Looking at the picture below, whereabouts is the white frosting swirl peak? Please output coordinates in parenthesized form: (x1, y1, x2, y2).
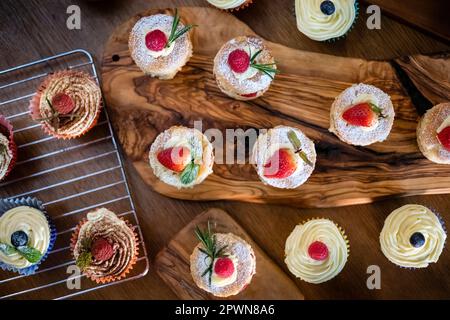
(295, 0, 356, 41)
(380, 204, 447, 268)
(285, 219, 349, 284)
(207, 0, 248, 10)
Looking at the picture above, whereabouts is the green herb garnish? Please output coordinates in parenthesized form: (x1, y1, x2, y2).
(194, 221, 228, 284)
(165, 9, 197, 49)
(249, 47, 279, 80)
(180, 137, 201, 185)
(369, 103, 386, 118)
(75, 238, 93, 271)
(287, 130, 313, 167)
(0, 242, 43, 263)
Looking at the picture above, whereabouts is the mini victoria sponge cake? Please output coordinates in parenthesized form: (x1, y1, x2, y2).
(380, 204, 446, 269)
(149, 126, 214, 189)
(213, 36, 277, 101)
(190, 229, 256, 297)
(329, 83, 395, 146)
(417, 103, 450, 164)
(129, 11, 194, 80)
(285, 218, 349, 284)
(251, 125, 316, 189)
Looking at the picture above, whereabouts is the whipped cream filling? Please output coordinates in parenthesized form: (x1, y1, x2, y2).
(437, 115, 450, 134)
(295, 0, 356, 41)
(0, 206, 50, 268)
(211, 255, 238, 287)
(380, 204, 446, 268)
(207, 0, 247, 9)
(0, 133, 12, 180)
(285, 219, 348, 284)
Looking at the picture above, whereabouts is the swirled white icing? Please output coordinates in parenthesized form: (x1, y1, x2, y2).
(285, 219, 348, 284)
(0, 206, 50, 268)
(295, 0, 356, 41)
(380, 204, 446, 268)
(207, 0, 248, 10)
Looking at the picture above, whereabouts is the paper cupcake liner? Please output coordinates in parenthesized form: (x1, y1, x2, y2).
(326, 1, 359, 43)
(0, 115, 17, 181)
(0, 197, 56, 276)
(207, 0, 254, 12)
(71, 215, 139, 284)
(29, 70, 103, 140)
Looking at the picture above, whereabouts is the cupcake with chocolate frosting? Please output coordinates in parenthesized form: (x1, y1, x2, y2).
(0, 115, 17, 182)
(29, 70, 102, 139)
(71, 208, 139, 283)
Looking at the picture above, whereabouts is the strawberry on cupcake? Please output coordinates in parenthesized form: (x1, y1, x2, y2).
(329, 83, 395, 146)
(213, 36, 278, 101)
(417, 103, 450, 164)
(129, 9, 195, 79)
(252, 125, 316, 189)
(149, 126, 214, 189)
(190, 221, 256, 297)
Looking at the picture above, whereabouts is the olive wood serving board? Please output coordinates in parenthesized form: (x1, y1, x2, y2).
(154, 208, 304, 300)
(101, 7, 450, 208)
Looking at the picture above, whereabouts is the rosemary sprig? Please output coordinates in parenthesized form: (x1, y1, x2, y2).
(249, 48, 279, 80)
(166, 9, 197, 49)
(194, 221, 228, 285)
(287, 130, 313, 167)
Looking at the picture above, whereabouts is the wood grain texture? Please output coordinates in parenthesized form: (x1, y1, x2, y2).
(101, 7, 450, 208)
(365, 0, 450, 41)
(155, 208, 304, 300)
(1, 0, 450, 300)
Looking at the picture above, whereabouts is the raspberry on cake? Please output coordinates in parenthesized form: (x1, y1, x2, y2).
(149, 126, 214, 189)
(129, 9, 195, 79)
(213, 36, 278, 101)
(417, 103, 450, 164)
(190, 222, 256, 297)
(329, 83, 395, 146)
(252, 125, 316, 189)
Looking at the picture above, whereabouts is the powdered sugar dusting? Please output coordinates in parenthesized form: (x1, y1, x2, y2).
(190, 233, 256, 297)
(213, 36, 276, 95)
(129, 14, 192, 77)
(329, 83, 395, 146)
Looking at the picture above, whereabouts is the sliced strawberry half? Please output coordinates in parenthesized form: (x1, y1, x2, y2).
(263, 148, 296, 179)
(157, 146, 191, 172)
(145, 30, 167, 51)
(342, 103, 377, 127)
(437, 126, 450, 151)
(228, 49, 250, 73)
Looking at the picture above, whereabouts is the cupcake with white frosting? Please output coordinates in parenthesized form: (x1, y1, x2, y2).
(380, 204, 447, 269)
(190, 222, 256, 297)
(71, 208, 139, 284)
(295, 0, 359, 42)
(285, 218, 349, 284)
(149, 126, 214, 189)
(206, 0, 254, 11)
(0, 115, 17, 182)
(129, 9, 195, 79)
(29, 70, 102, 139)
(252, 125, 316, 189)
(417, 103, 450, 164)
(0, 197, 56, 276)
(213, 36, 278, 101)
(329, 83, 395, 146)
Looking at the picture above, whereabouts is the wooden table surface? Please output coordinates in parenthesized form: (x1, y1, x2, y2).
(1, 0, 449, 300)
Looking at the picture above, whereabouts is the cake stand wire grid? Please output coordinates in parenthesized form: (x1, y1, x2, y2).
(0, 49, 149, 300)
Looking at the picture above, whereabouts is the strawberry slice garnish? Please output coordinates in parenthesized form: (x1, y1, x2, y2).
(228, 49, 250, 73)
(145, 30, 168, 51)
(157, 146, 191, 172)
(263, 148, 296, 179)
(342, 102, 383, 127)
(437, 126, 450, 151)
(51, 93, 75, 115)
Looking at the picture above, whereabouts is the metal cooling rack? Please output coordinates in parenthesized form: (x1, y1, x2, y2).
(0, 49, 149, 299)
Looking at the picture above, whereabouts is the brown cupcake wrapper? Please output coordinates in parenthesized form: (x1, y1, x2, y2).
(71, 215, 140, 284)
(0, 115, 18, 181)
(29, 70, 103, 140)
(207, 0, 254, 12)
